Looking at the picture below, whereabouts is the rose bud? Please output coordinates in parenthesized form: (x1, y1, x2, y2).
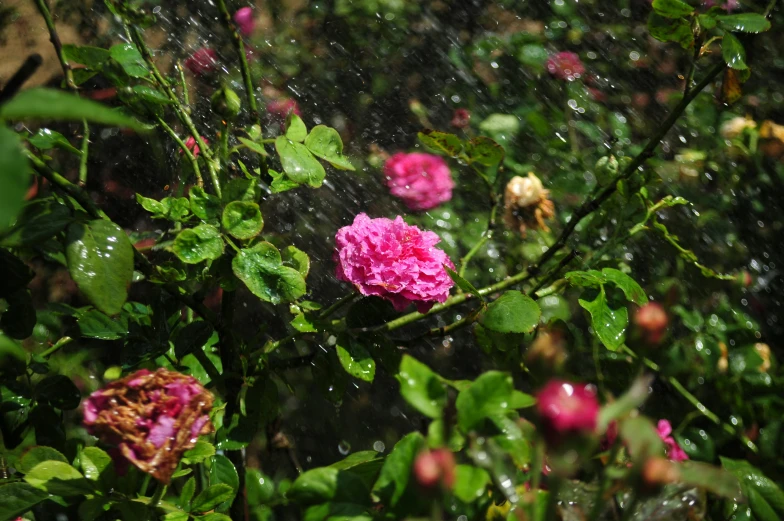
(633, 302, 668, 345)
(184, 48, 219, 77)
(211, 86, 242, 120)
(233, 6, 255, 36)
(182, 136, 209, 158)
(450, 108, 471, 129)
(413, 449, 456, 490)
(546, 51, 585, 82)
(83, 368, 214, 484)
(656, 420, 688, 462)
(536, 380, 599, 443)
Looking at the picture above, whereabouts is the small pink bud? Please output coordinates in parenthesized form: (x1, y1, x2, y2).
(546, 52, 585, 82)
(536, 380, 599, 440)
(233, 7, 255, 36)
(414, 449, 456, 490)
(633, 302, 668, 345)
(182, 136, 209, 158)
(184, 48, 219, 77)
(450, 108, 471, 129)
(656, 420, 689, 462)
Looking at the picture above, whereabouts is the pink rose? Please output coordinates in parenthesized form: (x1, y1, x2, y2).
(184, 48, 219, 76)
(633, 302, 668, 345)
(182, 136, 209, 158)
(334, 213, 455, 313)
(83, 368, 214, 483)
(657, 420, 689, 462)
(383, 153, 454, 211)
(450, 108, 471, 129)
(546, 51, 585, 82)
(536, 380, 599, 437)
(266, 98, 302, 120)
(233, 7, 255, 36)
(414, 449, 456, 490)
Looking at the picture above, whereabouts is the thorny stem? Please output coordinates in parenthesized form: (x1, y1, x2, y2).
(127, 25, 222, 197)
(621, 346, 758, 453)
(78, 120, 90, 186)
(149, 481, 167, 507)
(215, 0, 269, 176)
(40, 336, 73, 359)
(175, 60, 190, 109)
(33, 0, 75, 90)
(155, 115, 204, 187)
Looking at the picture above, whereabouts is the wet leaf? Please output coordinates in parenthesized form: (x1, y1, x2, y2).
(456, 371, 514, 431)
(275, 136, 326, 187)
(189, 187, 221, 222)
(335, 334, 376, 382)
(717, 13, 771, 33)
(0, 127, 30, 232)
(417, 129, 463, 157)
(17, 446, 68, 474)
(721, 67, 744, 105)
(24, 460, 94, 496)
(453, 465, 491, 503)
(36, 375, 81, 410)
(76, 308, 129, 340)
(80, 446, 113, 482)
(285, 113, 308, 142)
(232, 242, 306, 304)
(479, 291, 541, 334)
(0, 289, 35, 339)
(183, 440, 216, 464)
(0, 248, 34, 297)
(0, 88, 146, 130)
(464, 136, 504, 167)
(269, 168, 301, 193)
(191, 484, 234, 513)
(620, 416, 665, 461)
(221, 201, 263, 240)
(372, 432, 425, 507)
(238, 137, 268, 157)
(0, 332, 26, 375)
(601, 268, 648, 306)
(648, 13, 694, 49)
(445, 266, 484, 302)
(28, 128, 81, 155)
(579, 288, 628, 351)
(721, 458, 784, 520)
(304, 125, 355, 170)
(174, 321, 214, 359)
(2, 199, 72, 248)
(281, 245, 310, 278)
(62, 44, 111, 69)
(246, 469, 276, 505)
(172, 224, 224, 264)
(110, 43, 149, 78)
(208, 454, 239, 510)
(66, 220, 134, 316)
(0, 482, 49, 521)
(396, 354, 447, 419)
(289, 467, 370, 505)
(722, 33, 748, 70)
(652, 0, 694, 17)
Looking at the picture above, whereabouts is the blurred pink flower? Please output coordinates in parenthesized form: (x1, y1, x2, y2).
(182, 136, 209, 158)
(384, 153, 454, 211)
(414, 449, 456, 490)
(657, 420, 689, 462)
(233, 7, 255, 36)
(267, 98, 302, 120)
(334, 213, 455, 313)
(703, 0, 738, 11)
(184, 48, 219, 76)
(546, 51, 585, 81)
(450, 108, 471, 129)
(633, 302, 668, 344)
(83, 368, 214, 483)
(536, 380, 599, 436)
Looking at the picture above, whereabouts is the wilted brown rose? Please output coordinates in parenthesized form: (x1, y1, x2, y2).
(503, 173, 555, 237)
(83, 368, 213, 483)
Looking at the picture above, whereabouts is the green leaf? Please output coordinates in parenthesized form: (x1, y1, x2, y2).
(246, 469, 275, 505)
(445, 266, 484, 302)
(396, 355, 447, 419)
(417, 129, 463, 157)
(275, 136, 327, 187)
(0, 127, 30, 231)
(371, 432, 425, 507)
(189, 186, 221, 222)
(479, 291, 541, 334)
(24, 460, 94, 496)
(648, 12, 694, 49)
(191, 484, 235, 513)
(0, 88, 146, 130)
(281, 245, 310, 278)
(172, 224, 224, 264)
(198, 514, 233, 521)
(179, 477, 196, 510)
(0, 332, 26, 375)
(174, 321, 214, 359)
(208, 455, 239, 509)
(601, 268, 648, 306)
(0, 289, 35, 339)
(221, 201, 263, 240)
(110, 43, 149, 77)
(76, 308, 129, 340)
(125, 85, 172, 105)
(335, 334, 376, 383)
(721, 458, 784, 520)
(722, 33, 748, 70)
(17, 446, 68, 474)
(578, 288, 628, 351)
(285, 113, 308, 142)
(232, 242, 307, 304)
(1, 198, 72, 248)
(28, 128, 81, 155)
(675, 461, 741, 499)
(510, 390, 536, 409)
(36, 375, 81, 410)
(0, 247, 34, 296)
(237, 137, 268, 157)
(183, 440, 216, 464)
(304, 125, 355, 170)
(456, 371, 514, 431)
(66, 220, 134, 316)
(652, 0, 694, 17)
(291, 313, 318, 332)
(288, 467, 370, 505)
(0, 482, 49, 521)
(464, 136, 504, 167)
(62, 44, 111, 69)
(717, 13, 771, 33)
(453, 465, 491, 503)
(269, 168, 301, 193)
(619, 417, 665, 461)
(80, 446, 113, 482)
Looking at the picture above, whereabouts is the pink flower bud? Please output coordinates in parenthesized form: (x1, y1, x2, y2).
(536, 380, 599, 439)
(383, 153, 454, 212)
(656, 420, 689, 462)
(633, 302, 668, 345)
(450, 108, 471, 129)
(334, 213, 455, 313)
(184, 48, 219, 77)
(233, 7, 255, 36)
(546, 52, 585, 82)
(83, 368, 214, 483)
(413, 449, 456, 490)
(182, 136, 209, 158)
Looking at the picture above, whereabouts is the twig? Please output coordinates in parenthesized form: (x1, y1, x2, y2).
(40, 336, 73, 359)
(0, 54, 43, 104)
(155, 115, 204, 187)
(33, 0, 75, 90)
(78, 120, 90, 186)
(318, 292, 359, 319)
(459, 193, 498, 278)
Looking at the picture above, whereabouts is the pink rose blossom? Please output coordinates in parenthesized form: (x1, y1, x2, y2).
(334, 213, 455, 313)
(266, 98, 302, 120)
(536, 380, 599, 437)
(184, 48, 219, 76)
(83, 368, 214, 483)
(383, 153, 454, 211)
(657, 420, 689, 462)
(546, 51, 585, 82)
(182, 136, 209, 158)
(414, 449, 456, 490)
(450, 108, 471, 129)
(233, 7, 255, 36)
(633, 302, 668, 345)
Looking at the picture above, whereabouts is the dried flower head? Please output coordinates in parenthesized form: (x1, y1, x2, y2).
(83, 368, 213, 483)
(334, 213, 455, 313)
(184, 48, 219, 77)
(503, 173, 555, 236)
(759, 120, 784, 159)
(536, 380, 599, 439)
(546, 51, 585, 81)
(754, 343, 771, 373)
(383, 152, 454, 211)
(720, 116, 756, 140)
